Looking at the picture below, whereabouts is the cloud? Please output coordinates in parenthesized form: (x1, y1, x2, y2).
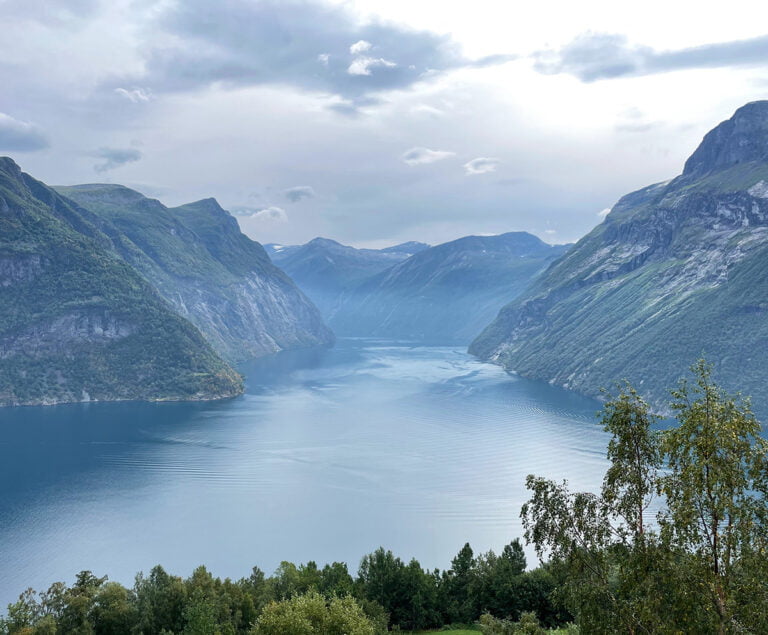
(231, 205, 288, 221)
(464, 157, 501, 175)
(597, 207, 612, 218)
(401, 147, 456, 166)
(350, 40, 372, 55)
(544, 229, 556, 235)
(0, 113, 50, 151)
(284, 185, 316, 202)
(92, 147, 142, 173)
(533, 32, 768, 82)
(114, 87, 152, 103)
(1, 0, 100, 25)
(250, 206, 288, 222)
(326, 95, 385, 117)
(135, 0, 509, 101)
(347, 56, 397, 76)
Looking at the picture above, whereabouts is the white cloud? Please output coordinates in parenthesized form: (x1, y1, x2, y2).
(597, 207, 612, 218)
(464, 157, 501, 175)
(544, 229, 557, 235)
(251, 206, 288, 222)
(410, 104, 444, 117)
(350, 40, 372, 55)
(317, 53, 330, 66)
(347, 57, 397, 76)
(401, 147, 456, 166)
(114, 87, 152, 103)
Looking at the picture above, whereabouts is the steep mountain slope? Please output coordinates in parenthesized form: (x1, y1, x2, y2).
(470, 101, 768, 412)
(56, 185, 333, 362)
(331, 232, 569, 343)
(266, 238, 424, 316)
(0, 158, 242, 406)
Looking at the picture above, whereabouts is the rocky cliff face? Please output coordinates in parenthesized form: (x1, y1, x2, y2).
(470, 101, 768, 413)
(57, 186, 334, 363)
(330, 233, 569, 343)
(0, 159, 243, 406)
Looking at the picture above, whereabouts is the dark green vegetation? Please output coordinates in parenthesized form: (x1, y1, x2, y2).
(523, 361, 768, 633)
(0, 158, 242, 406)
(55, 185, 333, 363)
(0, 540, 567, 634)
(471, 100, 768, 414)
(270, 234, 566, 344)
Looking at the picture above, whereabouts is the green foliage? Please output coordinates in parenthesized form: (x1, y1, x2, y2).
(660, 360, 768, 631)
(1, 543, 564, 635)
(521, 362, 768, 633)
(357, 548, 441, 631)
(251, 591, 375, 635)
(479, 611, 547, 634)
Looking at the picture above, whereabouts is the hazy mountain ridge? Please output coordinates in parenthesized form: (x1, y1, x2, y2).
(330, 232, 569, 343)
(266, 237, 423, 317)
(470, 101, 768, 412)
(0, 158, 243, 406)
(57, 185, 334, 362)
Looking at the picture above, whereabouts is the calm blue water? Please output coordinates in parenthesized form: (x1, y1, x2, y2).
(0, 340, 608, 607)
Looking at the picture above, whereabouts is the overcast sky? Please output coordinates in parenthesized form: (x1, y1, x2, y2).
(1, 0, 767, 247)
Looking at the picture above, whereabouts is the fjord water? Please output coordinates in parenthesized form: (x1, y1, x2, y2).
(0, 340, 608, 606)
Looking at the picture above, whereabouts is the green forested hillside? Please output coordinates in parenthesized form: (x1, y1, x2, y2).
(55, 185, 333, 363)
(471, 101, 768, 414)
(0, 158, 242, 406)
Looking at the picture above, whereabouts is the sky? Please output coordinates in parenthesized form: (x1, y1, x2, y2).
(1, 0, 767, 248)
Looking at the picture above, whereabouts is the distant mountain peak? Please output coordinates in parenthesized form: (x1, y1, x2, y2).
(683, 100, 768, 177)
(183, 197, 227, 213)
(60, 183, 164, 206)
(381, 241, 430, 254)
(307, 237, 343, 247)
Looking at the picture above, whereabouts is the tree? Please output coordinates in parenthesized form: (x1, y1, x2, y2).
(521, 383, 664, 633)
(90, 582, 137, 635)
(251, 591, 374, 635)
(356, 548, 438, 630)
(659, 360, 768, 633)
(57, 571, 107, 634)
(442, 542, 477, 624)
(133, 566, 187, 634)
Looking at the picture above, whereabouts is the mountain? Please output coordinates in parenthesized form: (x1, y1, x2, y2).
(380, 241, 431, 254)
(331, 232, 569, 343)
(470, 101, 768, 412)
(0, 158, 242, 406)
(56, 185, 333, 362)
(266, 238, 424, 317)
